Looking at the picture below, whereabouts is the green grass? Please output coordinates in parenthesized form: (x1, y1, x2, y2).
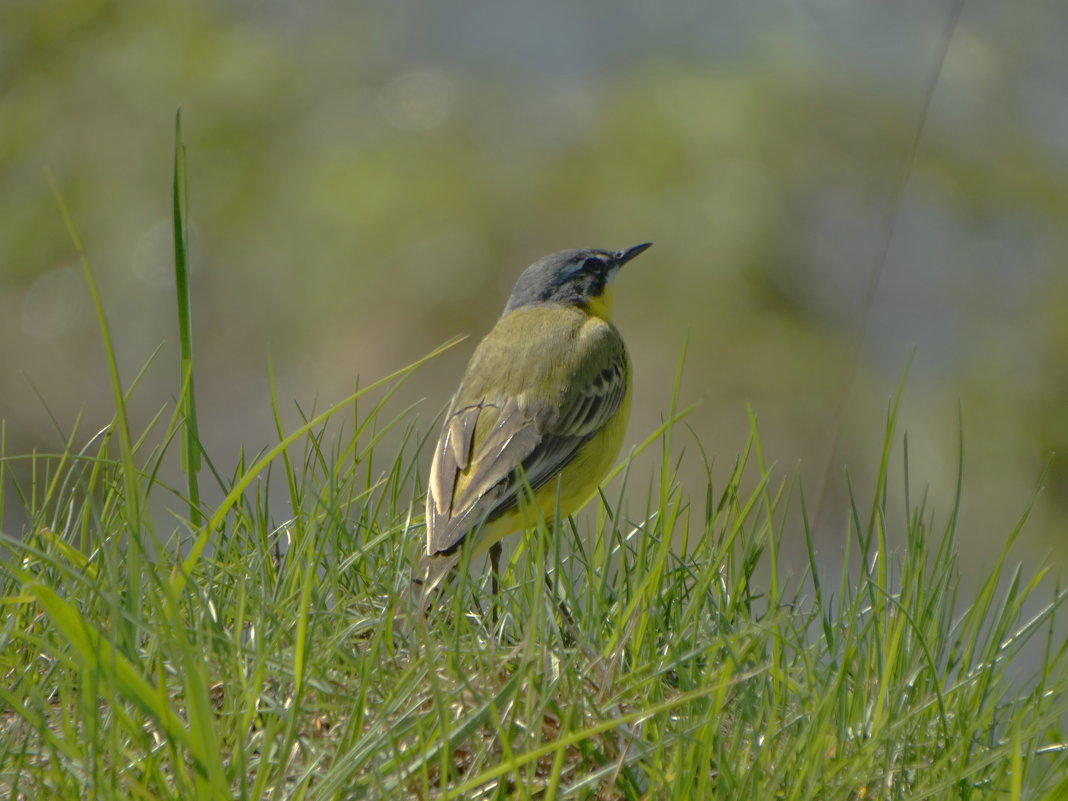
(2, 136, 1067, 801)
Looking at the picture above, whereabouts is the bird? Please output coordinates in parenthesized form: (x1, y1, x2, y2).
(414, 242, 652, 609)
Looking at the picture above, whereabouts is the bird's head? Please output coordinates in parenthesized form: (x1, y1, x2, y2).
(503, 243, 652, 319)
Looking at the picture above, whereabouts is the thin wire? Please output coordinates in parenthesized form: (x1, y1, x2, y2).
(812, 0, 969, 528)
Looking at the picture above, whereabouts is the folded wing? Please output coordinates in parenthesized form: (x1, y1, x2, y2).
(426, 321, 627, 555)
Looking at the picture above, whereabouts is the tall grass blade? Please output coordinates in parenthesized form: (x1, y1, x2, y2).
(173, 108, 203, 526)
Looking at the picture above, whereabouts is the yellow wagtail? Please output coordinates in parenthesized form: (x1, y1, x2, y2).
(415, 243, 652, 603)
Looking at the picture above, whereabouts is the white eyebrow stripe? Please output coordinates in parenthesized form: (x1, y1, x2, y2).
(557, 257, 588, 281)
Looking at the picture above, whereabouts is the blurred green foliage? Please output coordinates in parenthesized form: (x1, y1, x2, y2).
(1, 0, 1066, 566)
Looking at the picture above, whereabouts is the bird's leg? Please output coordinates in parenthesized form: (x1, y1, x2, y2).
(489, 541, 502, 625)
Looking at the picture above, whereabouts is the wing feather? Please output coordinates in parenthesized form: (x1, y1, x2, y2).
(425, 310, 628, 555)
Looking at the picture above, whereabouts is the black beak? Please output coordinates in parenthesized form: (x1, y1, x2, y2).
(615, 242, 653, 266)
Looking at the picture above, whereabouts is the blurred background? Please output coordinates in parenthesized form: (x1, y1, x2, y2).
(1, 0, 1066, 577)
